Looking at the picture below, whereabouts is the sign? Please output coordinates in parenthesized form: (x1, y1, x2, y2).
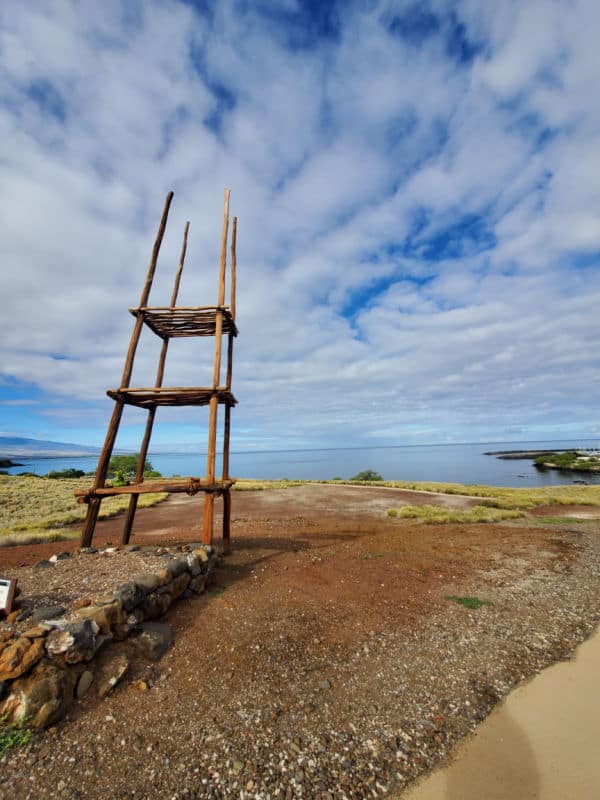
(0, 578, 17, 616)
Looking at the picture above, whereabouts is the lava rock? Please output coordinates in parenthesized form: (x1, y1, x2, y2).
(115, 582, 145, 612)
(76, 670, 94, 700)
(132, 622, 174, 661)
(45, 620, 99, 664)
(94, 651, 129, 698)
(0, 637, 46, 681)
(0, 661, 77, 728)
(30, 605, 66, 623)
(133, 573, 161, 593)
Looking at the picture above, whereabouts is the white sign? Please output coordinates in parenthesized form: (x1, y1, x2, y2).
(0, 578, 16, 614)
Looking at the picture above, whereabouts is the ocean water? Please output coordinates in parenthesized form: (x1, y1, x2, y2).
(5, 439, 600, 487)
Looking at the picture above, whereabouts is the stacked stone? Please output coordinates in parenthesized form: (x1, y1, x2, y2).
(0, 546, 216, 729)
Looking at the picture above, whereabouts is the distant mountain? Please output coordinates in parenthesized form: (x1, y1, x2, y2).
(0, 436, 102, 458)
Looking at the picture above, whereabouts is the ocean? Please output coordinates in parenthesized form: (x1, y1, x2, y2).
(4, 438, 600, 487)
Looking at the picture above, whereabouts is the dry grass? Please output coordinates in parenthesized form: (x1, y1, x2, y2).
(0, 475, 167, 541)
(233, 479, 305, 491)
(340, 479, 600, 509)
(386, 504, 525, 524)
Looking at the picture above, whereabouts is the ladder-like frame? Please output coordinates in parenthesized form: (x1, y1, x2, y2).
(76, 189, 238, 553)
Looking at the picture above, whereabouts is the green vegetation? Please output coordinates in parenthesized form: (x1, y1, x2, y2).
(387, 504, 525, 524)
(369, 480, 600, 509)
(0, 475, 168, 543)
(445, 596, 493, 610)
(361, 551, 386, 560)
(233, 479, 304, 491)
(534, 450, 600, 472)
(108, 454, 162, 481)
(350, 469, 383, 482)
(46, 468, 85, 479)
(0, 715, 32, 757)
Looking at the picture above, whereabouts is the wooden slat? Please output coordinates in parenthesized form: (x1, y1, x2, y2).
(76, 477, 236, 501)
(106, 387, 237, 408)
(128, 307, 238, 339)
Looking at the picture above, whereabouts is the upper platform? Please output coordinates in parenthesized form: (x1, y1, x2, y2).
(129, 305, 238, 339)
(107, 387, 237, 409)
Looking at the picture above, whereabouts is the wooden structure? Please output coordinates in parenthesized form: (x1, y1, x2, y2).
(76, 189, 238, 552)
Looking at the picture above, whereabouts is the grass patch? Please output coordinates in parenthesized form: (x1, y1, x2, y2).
(369, 480, 600, 510)
(0, 529, 80, 548)
(207, 586, 226, 598)
(388, 504, 525, 524)
(0, 475, 168, 542)
(445, 595, 494, 610)
(533, 516, 588, 525)
(233, 479, 305, 491)
(0, 715, 32, 757)
(361, 551, 386, 560)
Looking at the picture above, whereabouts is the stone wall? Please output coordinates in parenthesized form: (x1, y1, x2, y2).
(0, 545, 217, 729)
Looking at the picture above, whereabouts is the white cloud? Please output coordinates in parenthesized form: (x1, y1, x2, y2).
(0, 0, 599, 448)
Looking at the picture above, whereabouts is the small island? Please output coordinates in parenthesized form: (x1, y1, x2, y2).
(0, 458, 23, 469)
(534, 450, 600, 473)
(485, 448, 581, 460)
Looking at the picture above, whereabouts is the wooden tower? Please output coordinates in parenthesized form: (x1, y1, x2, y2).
(76, 189, 238, 553)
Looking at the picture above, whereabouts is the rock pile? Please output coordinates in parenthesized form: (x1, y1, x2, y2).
(0, 544, 216, 729)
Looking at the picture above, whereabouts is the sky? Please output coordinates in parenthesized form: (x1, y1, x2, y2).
(1, 0, 599, 453)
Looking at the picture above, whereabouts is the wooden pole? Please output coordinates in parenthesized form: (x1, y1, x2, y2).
(221, 214, 237, 553)
(222, 489, 231, 555)
(80, 191, 174, 547)
(230, 216, 237, 321)
(222, 404, 231, 480)
(121, 221, 189, 545)
(203, 189, 230, 546)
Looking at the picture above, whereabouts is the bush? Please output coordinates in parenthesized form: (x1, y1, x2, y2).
(350, 469, 383, 482)
(108, 454, 161, 480)
(46, 468, 85, 479)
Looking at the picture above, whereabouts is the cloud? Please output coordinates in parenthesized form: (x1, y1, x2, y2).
(0, 0, 599, 449)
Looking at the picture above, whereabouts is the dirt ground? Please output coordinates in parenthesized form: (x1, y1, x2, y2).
(1, 485, 599, 799)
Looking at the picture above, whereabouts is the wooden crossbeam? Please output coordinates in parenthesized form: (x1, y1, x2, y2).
(76, 477, 236, 502)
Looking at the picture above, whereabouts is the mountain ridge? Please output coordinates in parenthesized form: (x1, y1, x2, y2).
(0, 435, 102, 457)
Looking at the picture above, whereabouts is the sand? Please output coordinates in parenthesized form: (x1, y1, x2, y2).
(400, 626, 600, 800)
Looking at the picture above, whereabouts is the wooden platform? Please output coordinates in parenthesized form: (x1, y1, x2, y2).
(106, 387, 237, 408)
(130, 306, 238, 339)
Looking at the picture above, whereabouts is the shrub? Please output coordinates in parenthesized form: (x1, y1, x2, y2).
(350, 469, 383, 482)
(46, 468, 85, 479)
(0, 715, 31, 756)
(445, 596, 493, 610)
(108, 454, 161, 480)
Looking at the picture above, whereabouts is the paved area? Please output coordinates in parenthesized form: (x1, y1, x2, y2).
(401, 626, 600, 800)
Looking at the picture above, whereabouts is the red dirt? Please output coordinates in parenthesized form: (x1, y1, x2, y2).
(0, 484, 482, 568)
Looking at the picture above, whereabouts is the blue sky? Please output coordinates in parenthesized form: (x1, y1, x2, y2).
(1, 0, 599, 452)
